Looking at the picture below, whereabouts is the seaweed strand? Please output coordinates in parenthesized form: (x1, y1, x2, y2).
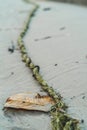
(17, 0, 81, 130)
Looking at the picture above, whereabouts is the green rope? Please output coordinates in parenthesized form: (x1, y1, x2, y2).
(17, 0, 81, 129)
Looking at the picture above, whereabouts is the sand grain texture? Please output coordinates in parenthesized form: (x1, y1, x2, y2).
(0, 0, 87, 130)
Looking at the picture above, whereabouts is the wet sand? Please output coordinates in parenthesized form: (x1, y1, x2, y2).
(0, 0, 87, 129)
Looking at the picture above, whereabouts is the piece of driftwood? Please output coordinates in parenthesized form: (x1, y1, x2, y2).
(4, 92, 55, 112)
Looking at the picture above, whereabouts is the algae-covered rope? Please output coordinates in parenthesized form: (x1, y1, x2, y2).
(17, 0, 81, 129)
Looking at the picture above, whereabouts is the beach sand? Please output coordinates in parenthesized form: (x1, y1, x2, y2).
(0, 0, 87, 129)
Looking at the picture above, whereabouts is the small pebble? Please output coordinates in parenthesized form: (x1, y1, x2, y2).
(81, 119, 84, 123)
(82, 96, 85, 99)
(43, 7, 51, 11)
(60, 27, 65, 30)
(11, 72, 14, 75)
(70, 96, 76, 99)
(55, 64, 57, 66)
(8, 48, 14, 53)
(75, 61, 79, 63)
